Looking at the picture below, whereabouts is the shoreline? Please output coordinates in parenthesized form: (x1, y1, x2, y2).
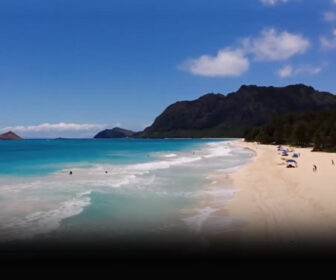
(181, 141, 255, 240)
(223, 141, 336, 245)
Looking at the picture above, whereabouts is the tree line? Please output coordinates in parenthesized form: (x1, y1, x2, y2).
(244, 108, 336, 152)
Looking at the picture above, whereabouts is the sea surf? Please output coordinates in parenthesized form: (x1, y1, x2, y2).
(0, 139, 254, 244)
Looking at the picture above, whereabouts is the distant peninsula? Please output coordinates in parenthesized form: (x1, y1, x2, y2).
(0, 131, 23, 140)
(94, 127, 135, 138)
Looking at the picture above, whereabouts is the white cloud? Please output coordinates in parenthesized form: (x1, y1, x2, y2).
(320, 29, 336, 49)
(278, 65, 293, 77)
(0, 122, 106, 133)
(181, 28, 310, 77)
(278, 64, 325, 78)
(324, 12, 336, 22)
(243, 28, 310, 61)
(260, 0, 292, 5)
(181, 49, 249, 77)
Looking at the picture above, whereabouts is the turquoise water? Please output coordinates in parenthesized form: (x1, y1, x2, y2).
(0, 139, 211, 176)
(0, 139, 253, 242)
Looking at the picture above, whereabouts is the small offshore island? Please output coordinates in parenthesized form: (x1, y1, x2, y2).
(0, 131, 22, 140)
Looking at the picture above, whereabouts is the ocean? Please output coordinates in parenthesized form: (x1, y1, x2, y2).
(0, 139, 254, 244)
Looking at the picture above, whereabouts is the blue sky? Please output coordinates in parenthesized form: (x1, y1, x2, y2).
(1, 0, 336, 138)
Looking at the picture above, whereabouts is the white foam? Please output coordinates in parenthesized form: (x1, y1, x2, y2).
(48, 141, 238, 192)
(203, 141, 232, 158)
(0, 193, 91, 242)
(130, 156, 202, 171)
(183, 207, 217, 232)
(77, 190, 92, 197)
(183, 186, 242, 234)
(162, 153, 177, 158)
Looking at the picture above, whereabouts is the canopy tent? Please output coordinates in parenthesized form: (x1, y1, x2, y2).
(282, 150, 288, 156)
(286, 159, 297, 168)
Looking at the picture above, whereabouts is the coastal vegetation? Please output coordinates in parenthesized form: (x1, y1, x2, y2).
(244, 108, 336, 152)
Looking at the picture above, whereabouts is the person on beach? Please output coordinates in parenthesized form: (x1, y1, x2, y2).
(313, 165, 317, 172)
(332, 160, 335, 166)
(69, 171, 73, 175)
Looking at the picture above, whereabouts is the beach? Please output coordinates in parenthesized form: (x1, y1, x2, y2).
(3, 138, 336, 248)
(223, 141, 336, 245)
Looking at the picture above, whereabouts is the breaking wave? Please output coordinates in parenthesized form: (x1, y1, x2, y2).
(0, 140, 253, 241)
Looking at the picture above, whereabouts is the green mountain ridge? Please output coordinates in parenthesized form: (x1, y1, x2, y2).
(139, 84, 336, 138)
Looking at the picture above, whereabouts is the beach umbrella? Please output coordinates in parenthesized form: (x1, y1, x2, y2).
(286, 159, 296, 163)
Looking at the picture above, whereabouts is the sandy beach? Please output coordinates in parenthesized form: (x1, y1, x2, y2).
(223, 141, 336, 245)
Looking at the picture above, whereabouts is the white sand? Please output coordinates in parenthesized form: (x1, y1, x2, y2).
(225, 141, 336, 244)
